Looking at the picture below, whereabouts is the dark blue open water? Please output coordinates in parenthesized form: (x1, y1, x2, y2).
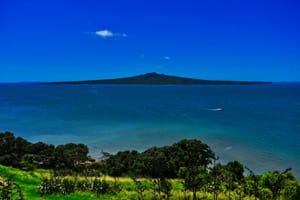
(0, 83, 299, 178)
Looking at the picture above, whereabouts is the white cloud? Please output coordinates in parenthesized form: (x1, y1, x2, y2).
(163, 56, 171, 60)
(95, 30, 113, 37)
(94, 29, 127, 38)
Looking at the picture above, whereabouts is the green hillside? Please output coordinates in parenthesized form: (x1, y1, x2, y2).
(1, 164, 300, 200)
(0, 164, 184, 200)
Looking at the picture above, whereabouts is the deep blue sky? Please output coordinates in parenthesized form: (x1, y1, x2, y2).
(1, 0, 299, 82)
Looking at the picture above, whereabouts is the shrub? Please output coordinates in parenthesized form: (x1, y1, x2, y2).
(37, 176, 120, 197)
(0, 175, 24, 200)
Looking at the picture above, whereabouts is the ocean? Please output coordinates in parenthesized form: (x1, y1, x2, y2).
(0, 83, 299, 178)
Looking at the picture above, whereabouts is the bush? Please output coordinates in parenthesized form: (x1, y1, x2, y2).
(37, 176, 121, 197)
(0, 175, 24, 200)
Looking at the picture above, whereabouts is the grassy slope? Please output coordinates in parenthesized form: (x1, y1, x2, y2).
(1, 165, 252, 200)
(0, 165, 187, 200)
(0, 165, 106, 200)
(0, 165, 46, 199)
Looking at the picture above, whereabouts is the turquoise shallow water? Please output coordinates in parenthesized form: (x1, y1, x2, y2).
(0, 83, 299, 178)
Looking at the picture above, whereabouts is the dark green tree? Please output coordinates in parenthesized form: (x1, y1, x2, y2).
(138, 147, 169, 179)
(54, 143, 89, 169)
(224, 160, 244, 200)
(178, 165, 208, 200)
(160, 178, 172, 199)
(282, 177, 300, 200)
(19, 154, 40, 171)
(106, 150, 139, 177)
(245, 166, 259, 200)
(226, 160, 244, 182)
(27, 142, 55, 168)
(261, 168, 292, 200)
(209, 161, 227, 200)
(138, 147, 172, 199)
(171, 139, 215, 169)
(0, 132, 31, 167)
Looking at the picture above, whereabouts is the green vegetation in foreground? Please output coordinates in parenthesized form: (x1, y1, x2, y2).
(1, 164, 182, 200)
(1, 164, 300, 200)
(1, 132, 299, 200)
(42, 72, 271, 85)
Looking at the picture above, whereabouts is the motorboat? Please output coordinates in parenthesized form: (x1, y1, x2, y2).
(212, 108, 224, 111)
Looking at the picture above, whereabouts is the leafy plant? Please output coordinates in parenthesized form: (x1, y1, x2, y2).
(0, 175, 24, 200)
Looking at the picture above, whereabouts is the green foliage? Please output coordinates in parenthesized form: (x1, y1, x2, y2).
(139, 147, 173, 179)
(54, 143, 89, 169)
(225, 160, 244, 183)
(178, 166, 208, 200)
(245, 166, 260, 199)
(19, 154, 39, 171)
(37, 176, 76, 196)
(90, 178, 112, 197)
(171, 139, 215, 169)
(0, 132, 30, 167)
(261, 168, 293, 200)
(1, 132, 300, 200)
(221, 161, 245, 199)
(208, 161, 237, 200)
(160, 178, 172, 199)
(282, 179, 300, 200)
(53, 162, 107, 177)
(1, 164, 300, 200)
(0, 132, 54, 169)
(26, 142, 55, 169)
(258, 187, 273, 200)
(37, 176, 121, 197)
(0, 132, 88, 171)
(106, 150, 139, 177)
(0, 175, 24, 200)
(106, 139, 215, 179)
(132, 177, 147, 200)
